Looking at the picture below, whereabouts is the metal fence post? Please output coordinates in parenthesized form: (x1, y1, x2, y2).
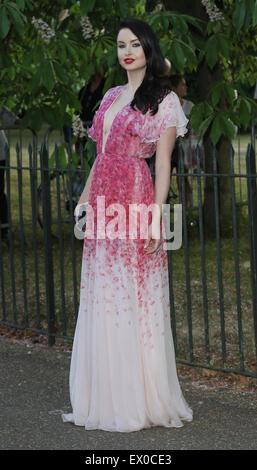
(40, 139, 56, 346)
(212, 145, 226, 366)
(246, 143, 257, 368)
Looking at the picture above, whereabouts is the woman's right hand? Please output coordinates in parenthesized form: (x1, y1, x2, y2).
(143, 221, 163, 255)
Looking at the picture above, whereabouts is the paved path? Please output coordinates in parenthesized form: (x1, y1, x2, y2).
(0, 336, 256, 450)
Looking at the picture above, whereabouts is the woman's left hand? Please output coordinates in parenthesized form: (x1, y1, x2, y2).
(143, 222, 163, 255)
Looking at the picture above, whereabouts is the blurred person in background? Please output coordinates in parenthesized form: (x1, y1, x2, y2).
(170, 74, 204, 207)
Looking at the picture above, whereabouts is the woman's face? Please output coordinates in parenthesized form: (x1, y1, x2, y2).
(174, 78, 187, 98)
(117, 28, 146, 72)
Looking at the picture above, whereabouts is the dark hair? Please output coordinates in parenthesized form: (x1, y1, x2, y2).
(117, 19, 171, 116)
(169, 74, 184, 89)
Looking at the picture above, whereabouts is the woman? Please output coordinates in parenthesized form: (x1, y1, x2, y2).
(170, 74, 205, 206)
(169, 74, 192, 207)
(62, 19, 193, 432)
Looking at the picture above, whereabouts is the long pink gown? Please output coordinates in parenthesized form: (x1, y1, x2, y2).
(62, 84, 193, 432)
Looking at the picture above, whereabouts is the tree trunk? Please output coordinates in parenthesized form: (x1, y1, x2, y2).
(198, 62, 233, 237)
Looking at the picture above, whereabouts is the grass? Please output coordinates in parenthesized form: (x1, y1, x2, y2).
(1, 129, 256, 376)
(169, 224, 255, 374)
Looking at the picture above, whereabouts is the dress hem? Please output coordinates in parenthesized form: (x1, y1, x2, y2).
(61, 412, 193, 433)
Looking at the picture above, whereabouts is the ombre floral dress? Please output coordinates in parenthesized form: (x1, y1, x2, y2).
(62, 85, 193, 432)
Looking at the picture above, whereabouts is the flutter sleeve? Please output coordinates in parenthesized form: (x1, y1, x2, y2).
(140, 91, 189, 143)
(86, 110, 99, 142)
(86, 87, 115, 142)
(86, 97, 105, 142)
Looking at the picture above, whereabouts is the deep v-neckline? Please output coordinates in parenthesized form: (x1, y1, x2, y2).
(102, 85, 131, 153)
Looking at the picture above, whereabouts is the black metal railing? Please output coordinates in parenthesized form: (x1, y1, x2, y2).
(0, 125, 256, 379)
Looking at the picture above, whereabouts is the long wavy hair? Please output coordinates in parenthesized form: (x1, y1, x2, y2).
(117, 19, 171, 116)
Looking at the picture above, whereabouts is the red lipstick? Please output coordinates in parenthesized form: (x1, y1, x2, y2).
(124, 58, 135, 64)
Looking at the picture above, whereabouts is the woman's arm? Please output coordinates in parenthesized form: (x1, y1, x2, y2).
(76, 159, 97, 207)
(144, 126, 177, 254)
(153, 126, 176, 223)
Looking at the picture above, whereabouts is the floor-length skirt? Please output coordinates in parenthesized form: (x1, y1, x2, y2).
(62, 152, 193, 432)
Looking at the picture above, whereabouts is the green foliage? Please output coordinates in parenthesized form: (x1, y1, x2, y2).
(0, 0, 198, 132)
(185, 0, 257, 144)
(80, 0, 96, 15)
(148, 10, 199, 73)
(0, 1, 27, 38)
(232, 0, 246, 32)
(48, 143, 81, 171)
(0, 0, 257, 148)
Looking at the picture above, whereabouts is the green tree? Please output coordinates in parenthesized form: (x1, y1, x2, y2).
(0, 0, 144, 130)
(156, 0, 257, 235)
(0, 0, 198, 170)
(0, 0, 199, 131)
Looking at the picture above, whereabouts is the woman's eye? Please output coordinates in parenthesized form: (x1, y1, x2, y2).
(118, 43, 141, 48)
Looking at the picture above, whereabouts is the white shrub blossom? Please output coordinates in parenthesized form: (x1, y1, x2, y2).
(80, 16, 94, 40)
(31, 17, 55, 43)
(72, 115, 86, 138)
(201, 0, 224, 22)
